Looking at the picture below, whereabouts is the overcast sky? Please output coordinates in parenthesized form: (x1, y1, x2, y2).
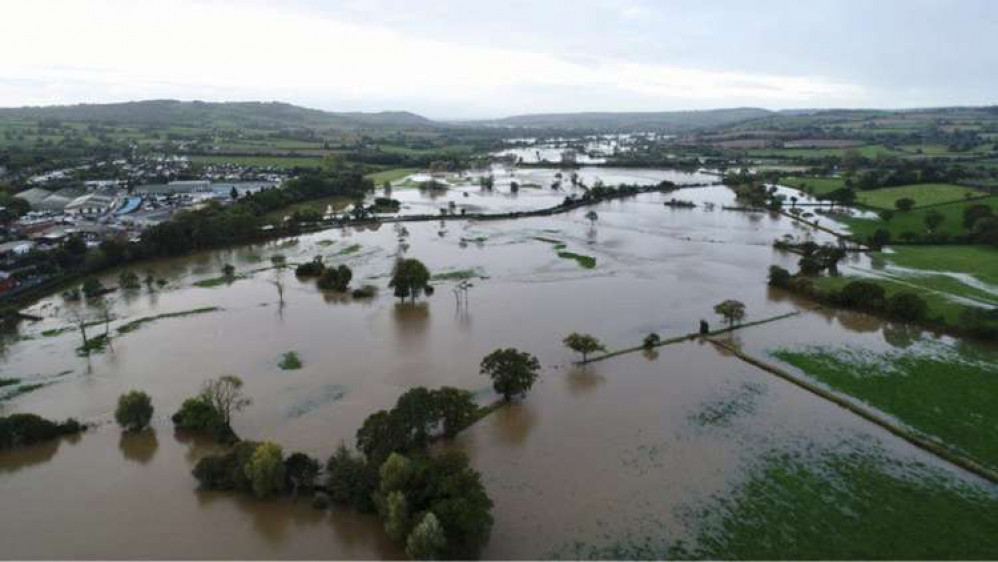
(1, 0, 995, 118)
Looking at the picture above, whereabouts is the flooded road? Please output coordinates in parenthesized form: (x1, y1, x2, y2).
(1, 175, 995, 558)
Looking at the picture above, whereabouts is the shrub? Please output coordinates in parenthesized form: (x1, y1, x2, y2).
(887, 292, 929, 322)
(643, 333, 661, 349)
(326, 443, 377, 512)
(836, 280, 887, 309)
(245, 441, 286, 498)
(768, 265, 792, 288)
(114, 390, 154, 431)
(317, 264, 353, 292)
(895, 198, 915, 212)
(295, 258, 325, 277)
(351, 284, 378, 299)
(284, 452, 320, 495)
(171, 396, 230, 441)
(0, 414, 84, 450)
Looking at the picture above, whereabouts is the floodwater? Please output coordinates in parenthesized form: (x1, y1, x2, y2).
(1, 173, 994, 559)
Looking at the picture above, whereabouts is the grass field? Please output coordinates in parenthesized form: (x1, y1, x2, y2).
(855, 183, 982, 209)
(746, 145, 901, 159)
(883, 245, 998, 286)
(190, 155, 323, 168)
(364, 168, 419, 184)
(812, 274, 989, 324)
(841, 195, 997, 240)
(778, 176, 845, 195)
(771, 342, 998, 469)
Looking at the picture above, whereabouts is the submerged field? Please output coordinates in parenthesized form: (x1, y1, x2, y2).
(1, 172, 996, 559)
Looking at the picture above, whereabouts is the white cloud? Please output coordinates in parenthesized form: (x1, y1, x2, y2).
(0, 0, 865, 116)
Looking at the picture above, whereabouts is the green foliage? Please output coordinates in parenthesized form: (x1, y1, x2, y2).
(116, 307, 220, 334)
(317, 264, 353, 292)
(713, 299, 747, 328)
(325, 443, 378, 512)
(383, 490, 410, 542)
(480, 348, 541, 401)
(767, 265, 792, 288)
(171, 396, 225, 435)
(81, 278, 107, 298)
(886, 292, 929, 322)
(278, 351, 302, 370)
(245, 441, 286, 498)
(556, 251, 597, 269)
(0, 414, 84, 450)
(192, 441, 261, 491)
(643, 333, 661, 349)
(284, 452, 320, 495)
(406, 512, 447, 561)
(377, 450, 493, 559)
(563, 332, 606, 361)
(114, 390, 154, 431)
(895, 197, 915, 211)
(389, 258, 432, 301)
(294, 257, 325, 277)
(836, 280, 887, 309)
(772, 343, 998, 468)
(351, 284, 378, 299)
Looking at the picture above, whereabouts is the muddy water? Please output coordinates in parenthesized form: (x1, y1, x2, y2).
(0, 182, 992, 558)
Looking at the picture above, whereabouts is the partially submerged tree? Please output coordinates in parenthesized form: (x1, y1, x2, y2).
(389, 258, 431, 302)
(201, 375, 251, 429)
(563, 332, 606, 362)
(114, 390, 154, 431)
(480, 348, 540, 401)
(245, 441, 286, 498)
(714, 299, 747, 329)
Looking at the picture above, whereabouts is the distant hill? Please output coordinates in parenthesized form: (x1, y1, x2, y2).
(0, 100, 441, 131)
(466, 108, 773, 132)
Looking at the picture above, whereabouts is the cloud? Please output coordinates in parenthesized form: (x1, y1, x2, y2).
(0, 0, 865, 116)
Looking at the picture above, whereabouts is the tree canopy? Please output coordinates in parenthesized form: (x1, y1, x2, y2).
(480, 348, 541, 401)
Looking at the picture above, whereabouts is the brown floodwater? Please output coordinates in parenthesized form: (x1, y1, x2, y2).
(0, 179, 993, 559)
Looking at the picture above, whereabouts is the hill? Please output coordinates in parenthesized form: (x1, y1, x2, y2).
(466, 107, 773, 132)
(0, 100, 441, 131)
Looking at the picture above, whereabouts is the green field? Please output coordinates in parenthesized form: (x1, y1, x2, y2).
(189, 155, 323, 168)
(779, 176, 845, 195)
(883, 245, 998, 286)
(841, 196, 997, 240)
(771, 342, 998, 469)
(746, 144, 901, 159)
(855, 183, 982, 209)
(812, 274, 990, 325)
(364, 168, 419, 184)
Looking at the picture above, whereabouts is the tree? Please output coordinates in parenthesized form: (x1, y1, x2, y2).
(768, 265, 792, 288)
(326, 443, 377, 511)
(81, 278, 107, 298)
(562, 332, 606, 362)
(245, 441, 285, 498)
(118, 271, 140, 290)
(878, 209, 895, 223)
(895, 198, 915, 212)
(963, 203, 994, 229)
(714, 299, 746, 328)
(384, 490, 410, 542)
(389, 258, 431, 302)
(585, 210, 598, 225)
(887, 292, 928, 322)
(642, 333, 660, 349)
(480, 348, 540, 401)
(229, 186, 239, 200)
(114, 390, 153, 431)
(433, 387, 477, 438)
(222, 263, 236, 278)
(284, 452, 320, 496)
(318, 264, 352, 292)
(406, 512, 446, 561)
(871, 228, 892, 250)
(200, 375, 251, 428)
(837, 280, 886, 309)
(924, 210, 945, 233)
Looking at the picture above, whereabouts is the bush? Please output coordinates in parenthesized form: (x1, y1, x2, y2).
(285, 452, 320, 495)
(351, 284, 378, 299)
(245, 441, 286, 498)
(0, 414, 84, 450)
(326, 443, 377, 512)
(643, 333, 661, 349)
(317, 264, 353, 292)
(114, 390, 154, 431)
(836, 280, 887, 310)
(767, 265, 792, 288)
(171, 396, 229, 440)
(887, 292, 929, 322)
(895, 198, 915, 212)
(192, 441, 261, 492)
(295, 258, 325, 277)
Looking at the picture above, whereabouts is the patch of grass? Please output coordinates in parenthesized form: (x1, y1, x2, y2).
(76, 333, 110, 357)
(364, 167, 419, 184)
(0, 382, 46, 400)
(883, 245, 998, 286)
(689, 382, 765, 428)
(432, 268, 486, 281)
(117, 307, 221, 334)
(40, 327, 73, 338)
(278, 351, 302, 370)
(557, 251, 597, 269)
(779, 176, 845, 196)
(856, 183, 982, 210)
(557, 445, 998, 560)
(771, 342, 998, 468)
(840, 195, 997, 240)
(746, 144, 901, 159)
(337, 243, 362, 255)
(193, 274, 247, 288)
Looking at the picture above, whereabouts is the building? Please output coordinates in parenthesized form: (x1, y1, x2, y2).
(65, 192, 119, 216)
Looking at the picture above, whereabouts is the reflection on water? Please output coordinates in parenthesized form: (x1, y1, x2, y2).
(489, 402, 539, 446)
(565, 365, 606, 395)
(0, 438, 61, 474)
(118, 429, 159, 464)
